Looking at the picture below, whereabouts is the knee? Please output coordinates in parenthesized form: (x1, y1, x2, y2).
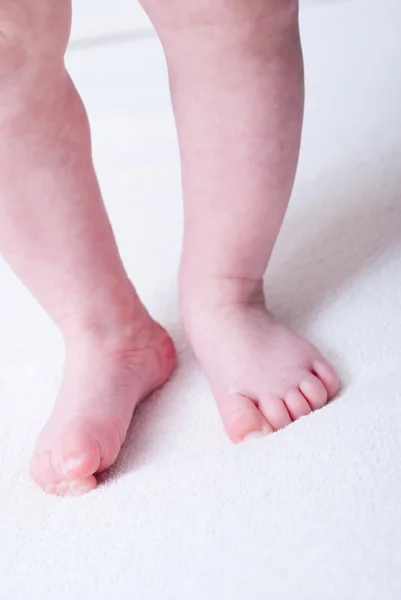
(0, 1, 71, 85)
(141, 0, 298, 33)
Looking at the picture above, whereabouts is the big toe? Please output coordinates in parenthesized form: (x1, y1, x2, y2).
(52, 422, 100, 484)
(32, 415, 123, 496)
(56, 416, 122, 481)
(30, 449, 98, 496)
(218, 392, 273, 443)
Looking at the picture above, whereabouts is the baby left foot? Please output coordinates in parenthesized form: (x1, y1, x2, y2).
(182, 276, 339, 442)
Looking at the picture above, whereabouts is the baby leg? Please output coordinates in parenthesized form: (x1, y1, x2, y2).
(0, 1, 175, 494)
(141, 0, 339, 440)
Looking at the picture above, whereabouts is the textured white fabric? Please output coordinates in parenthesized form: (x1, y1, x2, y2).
(1, 1, 401, 598)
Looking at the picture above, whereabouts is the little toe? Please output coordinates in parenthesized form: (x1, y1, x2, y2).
(219, 392, 273, 443)
(258, 396, 292, 432)
(284, 388, 312, 421)
(312, 360, 340, 399)
(299, 372, 328, 410)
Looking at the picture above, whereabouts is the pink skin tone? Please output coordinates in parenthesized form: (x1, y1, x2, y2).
(0, 0, 338, 495)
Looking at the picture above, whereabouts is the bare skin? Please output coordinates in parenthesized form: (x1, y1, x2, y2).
(180, 276, 338, 442)
(0, 2, 175, 495)
(148, 0, 339, 439)
(31, 307, 175, 495)
(0, 0, 338, 495)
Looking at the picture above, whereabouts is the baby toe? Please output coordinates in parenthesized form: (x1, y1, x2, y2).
(44, 476, 97, 497)
(30, 450, 98, 496)
(258, 396, 292, 431)
(30, 450, 58, 488)
(312, 359, 340, 399)
(284, 388, 312, 421)
(56, 420, 102, 481)
(299, 372, 328, 410)
(218, 392, 273, 443)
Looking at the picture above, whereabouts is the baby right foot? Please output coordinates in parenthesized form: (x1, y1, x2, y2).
(30, 306, 176, 496)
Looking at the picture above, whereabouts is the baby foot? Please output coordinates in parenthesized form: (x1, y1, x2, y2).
(182, 276, 339, 442)
(30, 311, 176, 495)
